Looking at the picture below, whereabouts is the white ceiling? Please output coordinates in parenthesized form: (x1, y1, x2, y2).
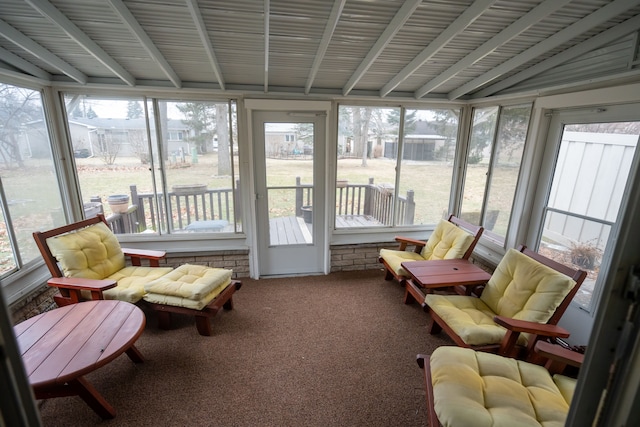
(1, 0, 640, 99)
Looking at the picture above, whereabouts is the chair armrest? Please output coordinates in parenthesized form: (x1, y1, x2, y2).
(395, 236, 427, 253)
(494, 315, 571, 338)
(121, 247, 166, 267)
(535, 340, 584, 368)
(47, 277, 117, 303)
(494, 315, 570, 358)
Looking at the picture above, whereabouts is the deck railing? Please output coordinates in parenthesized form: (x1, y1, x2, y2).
(129, 184, 239, 232)
(88, 177, 414, 233)
(297, 177, 415, 226)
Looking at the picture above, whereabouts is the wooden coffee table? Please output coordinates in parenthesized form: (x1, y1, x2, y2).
(14, 300, 146, 419)
(401, 259, 491, 305)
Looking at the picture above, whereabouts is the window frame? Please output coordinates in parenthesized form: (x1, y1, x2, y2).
(459, 102, 533, 249)
(526, 104, 640, 315)
(332, 102, 467, 238)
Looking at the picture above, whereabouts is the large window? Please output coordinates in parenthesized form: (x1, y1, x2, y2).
(0, 83, 65, 276)
(336, 105, 460, 228)
(538, 120, 639, 312)
(460, 104, 531, 245)
(63, 95, 240, 235)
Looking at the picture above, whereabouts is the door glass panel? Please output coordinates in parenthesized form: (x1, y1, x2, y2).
(264, 122, 314, 246)
(538, 122, 639, 312)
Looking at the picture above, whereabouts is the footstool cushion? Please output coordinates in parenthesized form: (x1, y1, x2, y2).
(143, 264, 232, 310)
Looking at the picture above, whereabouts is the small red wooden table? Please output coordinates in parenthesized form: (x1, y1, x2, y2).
(401, 259, 491, 305)
(14, 300, 146, 419)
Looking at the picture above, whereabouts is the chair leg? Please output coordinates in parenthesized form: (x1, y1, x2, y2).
(428, 318, 442, 335)
(195, 315, 212, 336)
(384, 268, 394, 281)
(156, 311, 172, 330)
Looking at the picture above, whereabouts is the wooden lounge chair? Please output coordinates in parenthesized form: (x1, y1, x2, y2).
(417, 341, 584, 427)
(33, 214, 241, 336)
(421, 245, 586, 360)
(378, 214, 483, 286)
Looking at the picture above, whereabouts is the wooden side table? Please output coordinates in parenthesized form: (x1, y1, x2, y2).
(14, 300, 146, 419)
(401, 259, 491, 305)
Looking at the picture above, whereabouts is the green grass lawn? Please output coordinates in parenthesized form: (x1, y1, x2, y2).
(73, 153, 519, 228)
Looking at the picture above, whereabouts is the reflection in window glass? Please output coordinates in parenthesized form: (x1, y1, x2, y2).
(484, 105, 531, 239)
(461, 104, 531, 245)
(399, 108, 459, 224)
(1, 83, 64, 275)
(63, 95, 240, 235)
(460, 106, 498, 228)
(336, 106, 400, 228)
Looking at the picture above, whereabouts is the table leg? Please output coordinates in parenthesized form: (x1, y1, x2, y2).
(125, 344, 145, 363)
(69, 377, 116, 419)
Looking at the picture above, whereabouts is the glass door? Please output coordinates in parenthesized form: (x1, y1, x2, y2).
(252, 111, 325, 276)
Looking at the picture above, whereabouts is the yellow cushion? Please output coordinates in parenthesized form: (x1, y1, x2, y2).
(102, 266, 173, 303)
(430, 346, 571, 427)
(143, 264, 232, 310)
(480, 249, 576, 322)
(46, 222, 126, 280)
(379, 219, 475, 277)
(378, 248, 426, 277)
(421, 219, 475, 260)
(426, 294, 529, 346)
(553, 374, 577, 405)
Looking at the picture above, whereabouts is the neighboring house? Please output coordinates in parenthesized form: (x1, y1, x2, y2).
(20, 118, 193, 161)
(384, 120, 449, 161)
(69, 118, 192, 159)
(264, 123, 305, 157)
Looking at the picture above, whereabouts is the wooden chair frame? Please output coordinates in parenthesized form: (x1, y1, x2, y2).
(33, 214, 241, 336)
(417, 245, 587, 360)
(416, 341, 585, 427)
(379, 214, 484, 286)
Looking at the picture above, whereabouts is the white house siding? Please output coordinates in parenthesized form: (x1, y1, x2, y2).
(545, 131, 638, 249)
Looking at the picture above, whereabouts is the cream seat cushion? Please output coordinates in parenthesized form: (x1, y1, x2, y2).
(46, 222, 172, 303)
(379, 219, 475, 277)
(426, 248, 576, 346)
(144, 264, 232, 310)
(430, 346, 574, 427)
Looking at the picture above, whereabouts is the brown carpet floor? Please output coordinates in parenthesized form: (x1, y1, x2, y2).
(37, 270, 454, 426)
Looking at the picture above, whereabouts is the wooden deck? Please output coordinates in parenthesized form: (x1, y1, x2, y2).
(269, 215, 383, 245)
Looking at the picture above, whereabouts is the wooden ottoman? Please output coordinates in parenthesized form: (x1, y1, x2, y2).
(143, 264, 241, 336)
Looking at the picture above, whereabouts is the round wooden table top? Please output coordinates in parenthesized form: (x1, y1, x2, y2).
(14, 300, 145, 389)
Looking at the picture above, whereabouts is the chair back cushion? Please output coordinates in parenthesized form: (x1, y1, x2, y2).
(420, 219, 475, 260)
(480, 248, 576, 323)
(46, 222, 126, 280)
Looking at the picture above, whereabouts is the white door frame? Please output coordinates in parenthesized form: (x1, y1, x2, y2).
(244, 100, 332, 278)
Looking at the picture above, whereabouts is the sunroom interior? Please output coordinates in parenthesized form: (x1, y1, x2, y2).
(2, 1, 640, 425)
